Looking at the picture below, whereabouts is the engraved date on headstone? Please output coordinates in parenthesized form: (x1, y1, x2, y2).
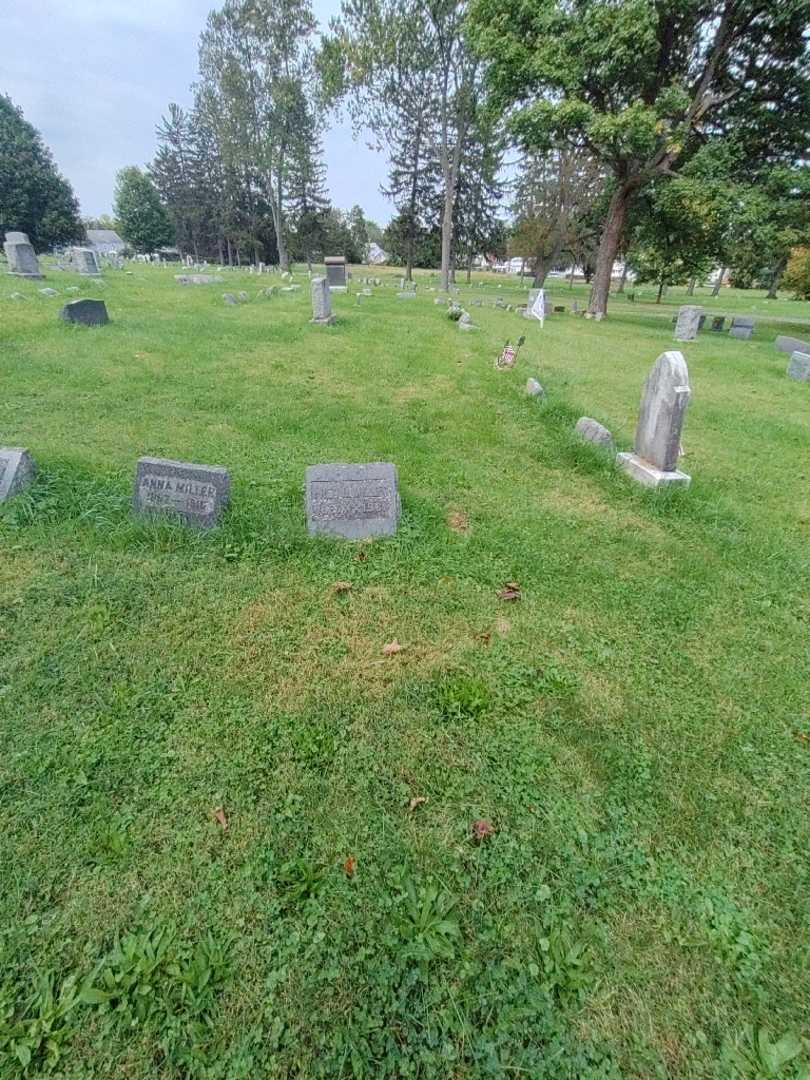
(133, 457, 230, 528)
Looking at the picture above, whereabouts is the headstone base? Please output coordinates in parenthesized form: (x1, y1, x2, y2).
(616, 452, 691, 489)
(310, 314, 336, 325)
(329, 285, 348, 293)
(7, 270, 44, 279)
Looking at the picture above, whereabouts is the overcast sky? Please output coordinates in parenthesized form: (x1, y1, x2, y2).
(1, 0, 393, 223)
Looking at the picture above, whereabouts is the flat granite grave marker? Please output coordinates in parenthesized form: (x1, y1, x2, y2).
(776, 335, 810, 355)
(4, 231, 43, 278)
(674, 305, 702, 342)
(133, 457, 230, 528)
(0, 448, 36, 502)
(787, 351, 810, 381)
(616, 350, 691, 488)
(711, 316, 726, 332)
(324, 256, 348, 292)
(310, 276, 335, 324)
(305, 462, 400, 539)
(59, 299, 109, 326)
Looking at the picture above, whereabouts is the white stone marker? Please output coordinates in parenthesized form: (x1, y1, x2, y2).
(616, 351, 691, 488)
(787, 351, 810, 381)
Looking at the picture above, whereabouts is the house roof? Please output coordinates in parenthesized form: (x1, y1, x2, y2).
(86, 229, 124, 247)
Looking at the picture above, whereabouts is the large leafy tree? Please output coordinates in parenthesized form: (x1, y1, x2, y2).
(322, 0, 482, 290)
(0, 94, 83, 250)
(113, 167, 174, 253)
(510, 146, 602, 286)
(197, 0, 321, 272)
(469, 0, 810, 318)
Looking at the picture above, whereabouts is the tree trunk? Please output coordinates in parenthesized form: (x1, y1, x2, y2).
(616, 262, 628, 294)
(533, 256, 549, 288)
(656, 278, 665, 303)
(466, 251, 473, 283)
(568, 263, 576, 289)
(767, 256, 786, 299)
(587, 182, 636, 317)
(520, 259, 526, 282)
(711, 267, 725, 297)
(440, 185, 453, 290)
(227, 237, 233, 266)
(687, 277, 696, 295)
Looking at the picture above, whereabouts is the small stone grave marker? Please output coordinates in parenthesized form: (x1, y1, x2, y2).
(0, 448, 36, 502)
(776, 335, 810, 355)
(526, 378, 544, 397)
(133, 457, 230, 528)
(305, 462, 400, 539)
(729, 315, 754, 340)
(575, 417, 615, 453)
(59, 299, 109, 326)
(711, 316, 726, 332)
(787, 351, 810, 381)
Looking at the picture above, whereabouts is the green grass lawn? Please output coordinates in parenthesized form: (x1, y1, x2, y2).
(1, 263, 809, 1077)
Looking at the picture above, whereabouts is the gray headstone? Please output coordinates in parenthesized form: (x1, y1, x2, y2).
(775, 335, 810, 355)
(710, 316, 725, 332)
(59, 299, 109, 326)
(223, 293, 238, 305)
(729, 326, 752, 340)
(133, 456, 230, 528)
(69, 247, 101, 275)
(38, 287, 59, 296)
(238, 291, 249, 301)
(324, 256, 347, 290)
(397, 291, 416, 299)
(787, 351, 810, 381)
(305, 462, 400, 539)
(310, 276, 335, 324)
(0, 448, 36, 502)
(674, 305, 702, 342)
(731, 315, 755, 329)
(616, 350, 691, 488)
(526, 378, 544, 398)
(4, 232, 43, 278)
(575, 416, 615, 453)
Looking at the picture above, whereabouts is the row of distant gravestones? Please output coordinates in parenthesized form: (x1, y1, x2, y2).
(0, 350, 703, 535)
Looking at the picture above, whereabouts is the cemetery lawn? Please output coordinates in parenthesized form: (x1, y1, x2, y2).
(2, 265, 810, 1078)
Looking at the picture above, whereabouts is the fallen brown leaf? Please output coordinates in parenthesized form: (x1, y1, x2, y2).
(332, 580, 353, 594)
(475, 631, 492, 646)
(354, 550, 369, 563)
(213, 806, 228, 831)
(794, 731, 809, 745)
(497, 582, 521, 601)
(408, 796, 428, 812)
(446, 510, 469, 534)
(471, 818, 495, 843)
(382, 639, 403, 656)
(343, 855, 356, 876)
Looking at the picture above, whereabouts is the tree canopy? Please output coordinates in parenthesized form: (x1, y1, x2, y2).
(0, 94, 83, 250)
(113, 167, 175, 253)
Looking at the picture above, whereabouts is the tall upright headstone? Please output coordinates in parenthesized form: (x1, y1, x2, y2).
(0, 448, 36, 502)
(674, 305, 702, 342)
(616, 351, 691, 488)
(3, 232, 43, 278)
(324, 256, 348, 292)
(310, 276, 335, 324)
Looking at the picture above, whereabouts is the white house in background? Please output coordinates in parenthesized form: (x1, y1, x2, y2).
(85, 229, 126, 255)
(365, 242, 388, 265)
